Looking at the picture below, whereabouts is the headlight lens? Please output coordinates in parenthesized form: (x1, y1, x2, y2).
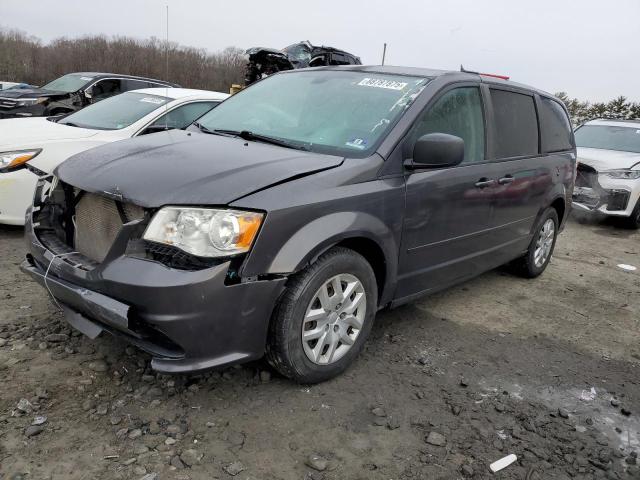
(0, 149, 42, 172)
(143, 207, 263, 258)
(601, 169, 640, 180)
(17, 97, 47, 106)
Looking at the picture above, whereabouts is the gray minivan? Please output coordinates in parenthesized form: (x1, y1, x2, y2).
(22, 66, 575, 383)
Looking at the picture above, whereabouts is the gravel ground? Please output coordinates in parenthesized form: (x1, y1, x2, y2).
(0, 214, 639, 480)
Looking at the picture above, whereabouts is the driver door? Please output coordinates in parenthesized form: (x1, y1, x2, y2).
(396, 85, 500, 299)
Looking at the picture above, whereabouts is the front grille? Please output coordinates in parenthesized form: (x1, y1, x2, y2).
(0, 98, 17, 109)
(74, 193, 144, 263)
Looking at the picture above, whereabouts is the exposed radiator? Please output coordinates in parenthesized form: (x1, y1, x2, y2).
(74, 193, 144, 263)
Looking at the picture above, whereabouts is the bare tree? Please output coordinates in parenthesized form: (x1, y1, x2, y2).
(0, 29, 245, 92)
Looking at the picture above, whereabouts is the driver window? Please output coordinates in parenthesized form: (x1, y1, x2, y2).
(411, 87, 485, 164)
(92, 79, 123, 102)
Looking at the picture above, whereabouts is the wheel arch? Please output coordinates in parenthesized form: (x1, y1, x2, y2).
(550, 196, 566, 225)
(248, 211, 398, 307)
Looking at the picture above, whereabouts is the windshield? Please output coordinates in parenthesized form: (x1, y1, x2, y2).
(282, 43, 312, 66)
(575, 124, 640, 154)
(42, 74, 95, 93)
(59, 92, 171, 130)
(197, 70, 430, 157)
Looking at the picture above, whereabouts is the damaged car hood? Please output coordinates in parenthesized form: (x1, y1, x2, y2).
(577, 147, 640, 171)
(56, 130, 344, 207)
(0, 87, 66, 99)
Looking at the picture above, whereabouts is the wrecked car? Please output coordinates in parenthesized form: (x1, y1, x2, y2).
(22, 66, 573, 383)
(244, 41, 361, 85)
(0, 88, 228, 225)
(0, 72, 177, 119)
(573, 119, 640, 228)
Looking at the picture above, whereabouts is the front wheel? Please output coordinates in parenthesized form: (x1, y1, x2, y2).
(512, 207, 559, 278)
(266, 247, 377, 383)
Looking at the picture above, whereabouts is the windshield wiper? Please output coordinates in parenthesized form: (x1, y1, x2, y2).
(193, 122, 219, 135)
(212, 129, 309, 151)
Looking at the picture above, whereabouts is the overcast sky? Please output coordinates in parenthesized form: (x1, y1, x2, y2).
(1, 0, 638, 101)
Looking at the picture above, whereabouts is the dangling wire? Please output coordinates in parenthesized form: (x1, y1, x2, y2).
(43, 251, 79, 311)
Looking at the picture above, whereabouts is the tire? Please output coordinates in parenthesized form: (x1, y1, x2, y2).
(623, 199, 640, 230)
(266, 247, 377, 384)
(511, 207, 559, 278)
(48, 108, 71, 117)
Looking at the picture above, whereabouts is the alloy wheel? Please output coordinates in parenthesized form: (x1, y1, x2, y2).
(533, 218, 555, 267)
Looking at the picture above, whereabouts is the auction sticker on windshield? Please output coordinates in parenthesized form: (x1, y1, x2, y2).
(140, 97, 166, 104)
(358, 78, 408, 90)
(345, 138, 368, 150)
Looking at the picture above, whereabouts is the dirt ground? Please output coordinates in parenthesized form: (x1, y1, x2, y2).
(0, 214, 639, 480)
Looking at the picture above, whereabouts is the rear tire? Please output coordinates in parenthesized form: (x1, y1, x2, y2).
(511, 207, 559, 278)
(266, 247, 377, 384)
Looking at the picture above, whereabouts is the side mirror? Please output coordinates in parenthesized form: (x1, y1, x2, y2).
(409, 133, 464, 169)
(84, 87, 93, 100)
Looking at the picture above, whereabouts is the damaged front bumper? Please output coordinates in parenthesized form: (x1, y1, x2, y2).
(22, 190, 287, 373)
(572, 164, 640, 217)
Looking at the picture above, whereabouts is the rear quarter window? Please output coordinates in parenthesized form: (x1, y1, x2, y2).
(539, 97, 573, 152)
(490, 89, 539, 158)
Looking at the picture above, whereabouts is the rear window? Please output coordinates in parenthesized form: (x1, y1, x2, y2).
(539, 97, 573, 152)
(491, 89, 539, 158)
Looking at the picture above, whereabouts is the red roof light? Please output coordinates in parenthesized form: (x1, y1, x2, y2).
(480, 72, 510, 81)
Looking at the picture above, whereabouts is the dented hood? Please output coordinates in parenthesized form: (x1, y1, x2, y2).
(56, 129, 344, 207)
(577, 147, 640, 171)
(0, 87, 67, 99)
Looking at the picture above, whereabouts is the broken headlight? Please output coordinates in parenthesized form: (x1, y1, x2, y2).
(0, 149, 42, 172)
(601, 169, 640, 180)
(143, 207, 263, 258)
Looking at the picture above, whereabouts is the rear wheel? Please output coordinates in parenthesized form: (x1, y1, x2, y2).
(512, 207, 559, 278)
(266, 247, 377, 383)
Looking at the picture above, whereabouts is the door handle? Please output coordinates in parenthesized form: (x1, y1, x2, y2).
(498, 175, 515, 185)
(474, 178, 496, 189)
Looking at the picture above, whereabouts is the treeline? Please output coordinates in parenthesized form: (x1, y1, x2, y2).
(0, 29, 245, 92)
(554, 92, 640, 126)
(2, 28, 640, 121)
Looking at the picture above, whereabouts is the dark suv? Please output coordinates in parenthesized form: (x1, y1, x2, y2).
(22, 66, 575, 383)
(0, 72, 177, 119)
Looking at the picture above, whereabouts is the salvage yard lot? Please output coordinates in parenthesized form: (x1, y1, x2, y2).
(0, 215, 639, 479)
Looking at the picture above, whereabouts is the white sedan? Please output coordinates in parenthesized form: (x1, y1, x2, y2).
(572, 119, 640, 228)
(0, 88, 228, 225)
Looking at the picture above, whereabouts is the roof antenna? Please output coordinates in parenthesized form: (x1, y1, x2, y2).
(381, 43, 387, 66)
(164, 5, 169, 125)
